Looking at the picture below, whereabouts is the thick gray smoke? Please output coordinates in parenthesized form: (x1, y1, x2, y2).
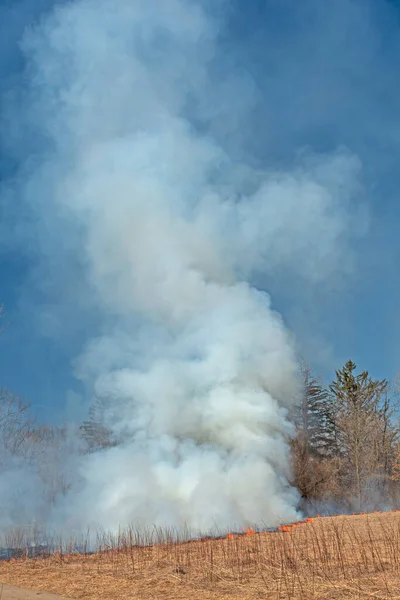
(3, 0, 363, 532)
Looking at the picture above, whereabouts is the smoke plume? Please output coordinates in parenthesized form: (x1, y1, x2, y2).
(2, 0, 364, 532)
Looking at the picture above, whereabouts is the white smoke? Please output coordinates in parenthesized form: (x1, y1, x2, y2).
(8, 0, 363, 531)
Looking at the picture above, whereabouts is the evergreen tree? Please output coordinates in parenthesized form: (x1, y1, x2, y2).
(80, 395, 116, 452)
(293, 366, 330, 457)
(291, 366, 336, 501)
(328, 360, 388, 508)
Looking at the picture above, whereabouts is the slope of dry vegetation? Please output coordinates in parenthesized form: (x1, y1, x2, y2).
(1, 512, 400, 600)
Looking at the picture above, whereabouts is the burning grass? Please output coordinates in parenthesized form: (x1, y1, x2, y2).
(1, 512, 400, 599)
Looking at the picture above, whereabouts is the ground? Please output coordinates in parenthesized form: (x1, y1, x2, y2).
(0, 585, 71, 599)
(1, 512, 400, 599)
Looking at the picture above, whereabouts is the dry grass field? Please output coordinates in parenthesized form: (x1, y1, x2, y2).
(1, 512, 400, 599)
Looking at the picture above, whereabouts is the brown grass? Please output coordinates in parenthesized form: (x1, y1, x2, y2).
(1, 512, 400, 599)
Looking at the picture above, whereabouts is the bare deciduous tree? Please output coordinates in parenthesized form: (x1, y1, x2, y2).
(0, 388, 34, 464)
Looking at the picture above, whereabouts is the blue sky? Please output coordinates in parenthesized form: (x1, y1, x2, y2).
(1, 0, 400, 423)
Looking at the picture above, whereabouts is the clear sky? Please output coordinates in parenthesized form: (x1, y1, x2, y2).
(1, 0, 400, 423)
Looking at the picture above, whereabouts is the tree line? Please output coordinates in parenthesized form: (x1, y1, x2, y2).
(0, 348, 399, 519)
(291, 360, 400, 513)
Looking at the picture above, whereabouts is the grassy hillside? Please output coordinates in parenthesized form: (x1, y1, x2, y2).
(1, 512, 400, 599)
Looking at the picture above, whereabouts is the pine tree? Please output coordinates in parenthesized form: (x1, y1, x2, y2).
(291, 366, 335, 501)
(328, 360, 388, 509)
(293, 366, 330, 458)
(80, 395, 116, 452)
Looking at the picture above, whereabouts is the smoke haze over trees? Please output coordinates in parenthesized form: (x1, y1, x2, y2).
(1, 357, 399, 533)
